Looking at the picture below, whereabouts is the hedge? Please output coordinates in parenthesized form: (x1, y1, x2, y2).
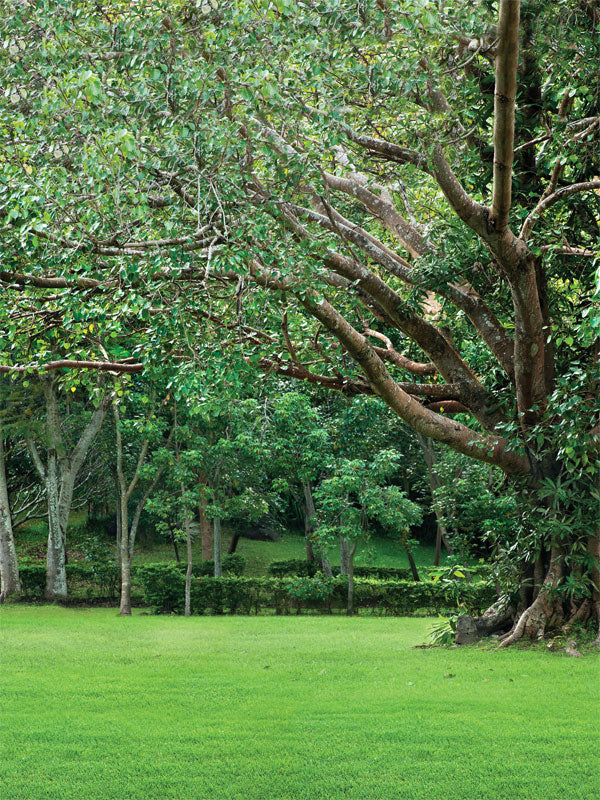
(138, 563, 496, 616)
(18, 553, 246, 598)
(268, 559, 414, 580)
(268, 559, 494, 582)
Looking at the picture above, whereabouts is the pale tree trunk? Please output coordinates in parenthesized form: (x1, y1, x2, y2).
(115, 472, 122, 573)
(0, 432, 20, 601)
(302, 481, 332, 576)
(346, 540, 357, 616)
(213, 517, 222, 577)
(590, 471, 600, 645)
(416, 433, 452, 564)
(27, 378, 109, 600)
(181, 487, 193, 617)
(45, 452, 67, 599)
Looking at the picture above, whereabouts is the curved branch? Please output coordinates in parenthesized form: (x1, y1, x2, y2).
(520, 180, 600, 241)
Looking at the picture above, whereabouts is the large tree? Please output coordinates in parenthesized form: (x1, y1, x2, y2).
(1, 0, 599, 641)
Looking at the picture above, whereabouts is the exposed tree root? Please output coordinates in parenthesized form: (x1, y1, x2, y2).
(498, 547, 563, 648)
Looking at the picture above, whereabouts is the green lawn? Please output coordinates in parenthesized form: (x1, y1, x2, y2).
(1, 607, 598, 800)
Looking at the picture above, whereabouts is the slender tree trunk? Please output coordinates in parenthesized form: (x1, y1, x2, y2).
(0, 433, 20, 601)
(228, 532, 240, 554)
(198, 481, 212, 559)
(170, 529, 180, 562)
(119, 546, 132, 615)
(115, 476, 122, 573)
(416, 433, 452, 561)
(301, 480, 316, 562)
(346, 540, 357, 616)
(339, 536, 349, 575)
(213, 517, 222, 577)
(404, 538, 420, 582)
(303, 480, 332, 575)
(181, 484, 193, 617)
(45, 452, 67, 600)
(185, 525, 193, 617)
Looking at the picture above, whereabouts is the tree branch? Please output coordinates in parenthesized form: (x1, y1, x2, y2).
(490, 0, 521, 230)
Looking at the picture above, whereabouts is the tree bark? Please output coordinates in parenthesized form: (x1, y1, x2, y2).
(498, 546, 564, 647)
(213, 517, 222, 577)
(198, 479, 212, 559)
(339, 536, 349, 576)
(303, 480, 332, 576)
(416, 433, 452, 562)
(0, 432, 20, 601)
(346, 540, 357, 616)
(182, 484, 193, 618)
(404, 540, 420, 582)
(45, 449, 67, 600)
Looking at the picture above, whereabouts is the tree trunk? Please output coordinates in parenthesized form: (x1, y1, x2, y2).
(498, 546, 564, 647)
(301, 480, 316, 562)
(339, 536, 349, 576)
(0, 433, 20, 601)
(346, 540, 357, 616)
(45, 452, 67, 600)
(303, 480, 332, 575)
(198, 485, 212, 559)
(213, 517, 222, 577)
(404, 540, 420, 582)
(119, 546, 132, 616)
(416, 433, 452, 561)
(182, 484, 193, 618)
(115, 478, 122, 573)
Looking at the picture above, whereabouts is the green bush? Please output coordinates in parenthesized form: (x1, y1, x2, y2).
(268, 559, 413, 581)
(165, 553, 246, 578)
(17, 553, 245, 602)
(19, 563, 46, 597)
(138, 563, 496, 616)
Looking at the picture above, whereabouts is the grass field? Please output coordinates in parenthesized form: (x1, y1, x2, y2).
(1, 606, 598, 800)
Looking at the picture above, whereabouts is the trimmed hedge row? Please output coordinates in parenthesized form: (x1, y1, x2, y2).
(268, 559, 414, 580)
(18, 553, 246, 598)
(268, 558, 494, 582)
(138, 563, 496, 616)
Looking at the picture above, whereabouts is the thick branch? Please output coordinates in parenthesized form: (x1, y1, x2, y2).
(0, 360, 144, 375)
(491, 0, 520, 230)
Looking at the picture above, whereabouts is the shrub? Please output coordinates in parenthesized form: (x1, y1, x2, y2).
(138, 563, 496, 616)
(19, 563, 46, 597)
(268, 559, 413, 581)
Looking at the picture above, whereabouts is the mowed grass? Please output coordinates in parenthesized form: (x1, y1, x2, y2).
(1, 607, 598, 800)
